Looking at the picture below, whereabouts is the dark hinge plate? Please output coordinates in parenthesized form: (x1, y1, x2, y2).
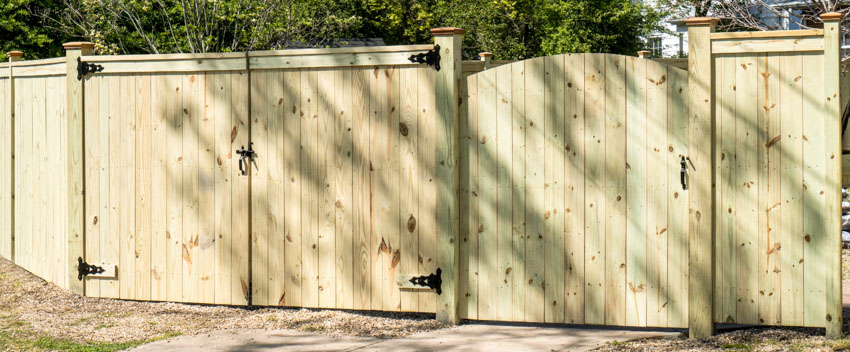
(77, 257, 105, 281)
(408, 45, 441, 71)
(77, 57, 104, 80)
(409, 268, 442, 294)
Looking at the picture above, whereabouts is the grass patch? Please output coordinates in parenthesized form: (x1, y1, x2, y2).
(298, 324, 325, 332)
(722, 343, 752, 350)
(832, 339, 850, 351)
(0, 329, 181, 352)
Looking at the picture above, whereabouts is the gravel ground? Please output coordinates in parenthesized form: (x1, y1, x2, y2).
(0, 257, 445, 347)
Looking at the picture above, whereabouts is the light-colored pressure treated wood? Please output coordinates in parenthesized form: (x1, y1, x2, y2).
(461, 53, 689, 327)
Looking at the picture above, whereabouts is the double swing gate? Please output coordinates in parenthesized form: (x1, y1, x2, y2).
(0, 18, 845, 337)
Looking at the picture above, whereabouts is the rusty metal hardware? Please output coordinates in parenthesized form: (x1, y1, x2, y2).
(409, 268, 442, 294)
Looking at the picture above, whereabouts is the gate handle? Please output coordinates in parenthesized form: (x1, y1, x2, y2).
(236, 143, 255, 176)
(680, 156, 695, 190)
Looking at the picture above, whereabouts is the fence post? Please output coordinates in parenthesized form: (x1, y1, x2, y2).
(479, 52, 493, 70)
(821, 11, 843, 339)
(432, 27, 464, 325)
(637, 50, 650, 59)
(63, 42, 94, 295)
(5, 51, 22, 263)
(684, 16, 717, 339)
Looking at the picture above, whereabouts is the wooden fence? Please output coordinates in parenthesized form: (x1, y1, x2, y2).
(0, 17, 845, 338)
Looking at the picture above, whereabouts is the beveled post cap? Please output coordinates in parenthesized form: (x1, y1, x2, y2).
(62, 42, 95, 50)
(637, 50, 651, 58)
(6, 51, 23, 58)
(821, 12, 843, 21)
(431, 27, 465, 35)
(684, 17, 719, 26)
(478, 52, 494, 59)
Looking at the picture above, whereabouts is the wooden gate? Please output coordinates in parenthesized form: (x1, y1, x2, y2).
(82, 64, 251, 305)
(459, 53, 690, 327)
(248, 62, 439, 312)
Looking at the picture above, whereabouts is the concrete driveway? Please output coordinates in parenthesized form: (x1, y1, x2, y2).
(129, 322, 679, 352)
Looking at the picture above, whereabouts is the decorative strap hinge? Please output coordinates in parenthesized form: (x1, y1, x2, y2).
(409, 268, 442, 295)
(408, 45, 441, 71)
(77, 257, 104, 280)
(77, 57, 104, 80)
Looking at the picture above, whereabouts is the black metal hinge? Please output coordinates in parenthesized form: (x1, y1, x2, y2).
(409, 268, 442, 294)
(408, 45, 440, 71)
(77, 57, 104, 80)
(77, 257, 105, 281)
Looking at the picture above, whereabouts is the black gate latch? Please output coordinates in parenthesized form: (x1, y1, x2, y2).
(77, 257, 105, 281)
(680, 156, 695, 190)
(408, 45, 441, 71)
(77, 57, 104, 80)
(236, 143, 256, 176)
(410, 268, 442, 295)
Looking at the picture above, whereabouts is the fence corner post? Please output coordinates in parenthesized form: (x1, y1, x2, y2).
(821, 11, 844, 339)
(637, 50, 650, 59)
(432, 27, 464, 325)
(63, 41, 94, 295)
(5, 51, 22, 263)
(684, 16, 717, 339)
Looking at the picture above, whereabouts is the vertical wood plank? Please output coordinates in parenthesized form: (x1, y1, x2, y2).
(104, 75, 120, 299)
(352, 68, 370, 310)
(647, 62, 669, 327)
(182, 73, 200, 303)
(510, 62, 527, 322)
(386, 67, 401, 311)
(465, 73, 480, 319)
(334, 68, 353, 310)
(735, 54, 758, 325)
(318, 69, 336, 308)
(368, 67, 387, 310)
(284, 70, 303, 307)
(150, 74, 166, 302)
(84, 75, 101, 297)
(418, 68, 437, 313)
(583, 54, 606, 325)
(400, 67, 420, 312)
(779, 54, 804, 326)
(135, 74, 152, 301)
(544, 56, 565, 324)
(604, 55, 627, 327)
(525, 57, 545, 322)
(476, 67, 497, 320)
(625, 57, 647, 327)
(198, 73, 216, 303)
(120, 75, 137, 300)
(802, 52, 826, 327)
(251, 70, 269, 306)
(232, 70, 250, 305)
(496, 64, 514, 321)
(212, 72, 232, 304)
(300, 69, 319, 308)
(268, 70, 286, 306)
(564, 54, 586, 324)
(667, 66, 689, 328)
(716, 55, 737, 324)
(166, 74, 183, 302)
(757, 54, 781, 325)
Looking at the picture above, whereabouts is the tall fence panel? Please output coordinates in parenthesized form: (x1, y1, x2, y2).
(8, 59, 69, 289)
(81, 54, 251, 305)
(460, 53, 690, 327)
(710, 28, 840, 329)
(247, 45, 439, 313)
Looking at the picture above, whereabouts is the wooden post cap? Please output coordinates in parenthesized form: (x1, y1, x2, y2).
(478, 52, 494, 58)
(6, 51, 23, 58)
(684, 17, 719, 26)
(62, 42, 95, 50)
(821, 12, 843, 21)
(431, 27, 465, 35)
(637, 50, 651, 58)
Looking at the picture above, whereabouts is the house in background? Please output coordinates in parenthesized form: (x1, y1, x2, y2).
(646, 0, 849, 58)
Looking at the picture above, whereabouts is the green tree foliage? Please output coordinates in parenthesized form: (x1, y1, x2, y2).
(7, 0, 664, 60)
(0, 0, 70, 60)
